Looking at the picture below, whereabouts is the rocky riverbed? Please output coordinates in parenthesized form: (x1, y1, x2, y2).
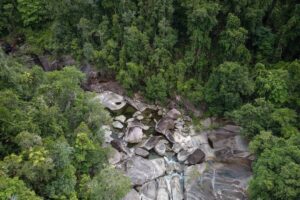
(96, 91, 253, 200)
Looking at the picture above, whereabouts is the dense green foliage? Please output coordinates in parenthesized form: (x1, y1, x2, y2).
(0, 0, 300, 199)
(0, 52, 130, 199)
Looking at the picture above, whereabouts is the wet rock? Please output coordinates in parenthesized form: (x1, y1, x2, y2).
(124, 127, 144, 143)
(154, 140, 168, 156)
(171, 174, 184, 200)
(115, 115, 126, 123)
(165, 158, 183, 174)
(140, 180, 157, 200)
(187, 149, 205, 165)
(135, 148, 149, 157)
(95, 91, 126, 111)
(166, 108, 181, 120)
(140, 136, 162, 150)
(184, 164, 207, 192)
(125, 156, 166, 186)
(122, 189, 140, 200)
(156, 177, 170, 200)
(185, 162, 251, 200)
(112, 121, 124, 129)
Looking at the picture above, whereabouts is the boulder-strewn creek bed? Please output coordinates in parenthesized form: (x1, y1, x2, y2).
(96, 91, 253, 200)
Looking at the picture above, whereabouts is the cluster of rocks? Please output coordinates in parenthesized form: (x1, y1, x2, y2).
(96, 91, 253, 200)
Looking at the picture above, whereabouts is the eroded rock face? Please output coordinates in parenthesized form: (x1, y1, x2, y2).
(187, 149, 205, 165)
(124, 127, 144, 143)
(156, 118, 175, 135)
(125, 156, 166, 186)
(122, 189, 140, 200)
(185, 162, 251, 200)
(135, 147, 149, 157)
(95, 91, 126, 111)
(171, 174, 184, 200)
(140, 136, 162, 150)
(140, 180, 157, 200)
(154, 140, 168, 156)
(156, 177, 170, 200)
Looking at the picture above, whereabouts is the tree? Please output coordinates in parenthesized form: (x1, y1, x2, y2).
(204, 62, 254, 115)
(255, 64, 289, 104)
(228, 98, 275, 138)
(88, 166, 131, 200)
(17, 0, 48, 27)
(218, 13, 251, 64)
(249, 132, 300, 200)
(145, 73, 168, 102)
(0, 176, 42, 200)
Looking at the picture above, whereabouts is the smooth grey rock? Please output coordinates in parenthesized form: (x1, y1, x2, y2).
(95, 91, 126, 111)
(135, 148, 149, 157)
(128, 121, 149, 130)
(187, 149, 205, 165)
(125, 97, 156, 112)
(184, 164, 206, 192)
(112, 121, 124, 129)
(154, 140, 168, 156)
(126, 118, 135, 123)
(185, 162, 251, 200)
(136, 115, 144, 120)
(208, 125, 252, 164)
(156, 177, 170, 200)
(140, 136, 162, 150)
(110, 139, 130, 154)
(125, 156, 166, 186)
(171, 174, 184, 200)
(115, 115, 126, 123)
(133, 111, 142, 118)
(177, 150, 191, 162)
(155, 117, 175, 135)
(165, 158, 183, 174)
(124, 127, 144, 143)
(172, 143, 182, 153)
(108, 148, 121, 165)
(118, 131, 124, 138)
(122, 189, 140, 200)
(140, 180, 157, 200)
(166, 108, 181, 120)
(190, 133, 215, 159)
